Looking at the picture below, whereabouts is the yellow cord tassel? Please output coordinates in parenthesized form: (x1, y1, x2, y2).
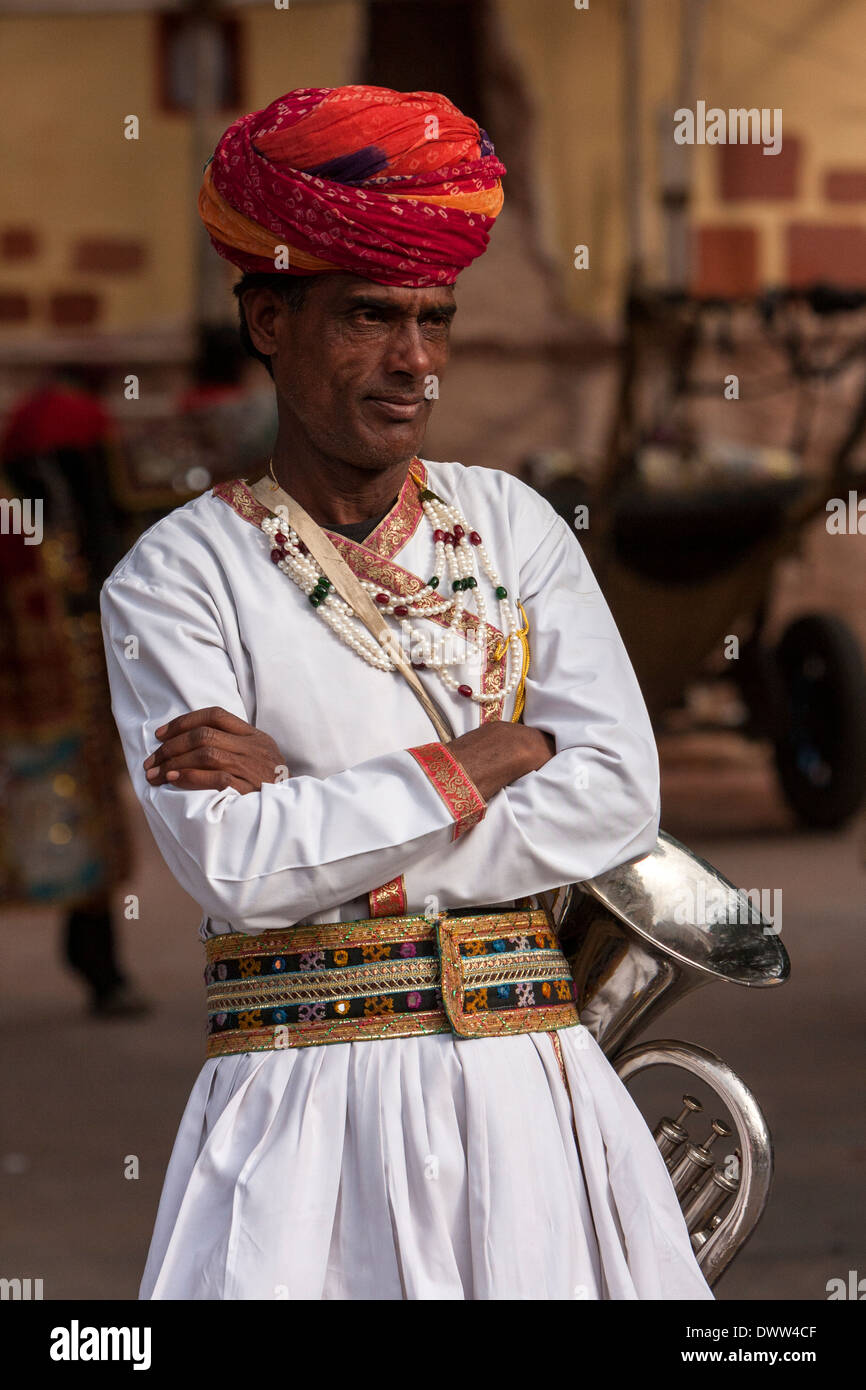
(495, 603, 558, 925)
(493, 601, 530, 724)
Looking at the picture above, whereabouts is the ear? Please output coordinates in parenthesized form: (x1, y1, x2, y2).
(242, 288, 284, 361)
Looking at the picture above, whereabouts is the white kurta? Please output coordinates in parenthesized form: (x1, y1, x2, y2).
(100, 457, 713, 1300)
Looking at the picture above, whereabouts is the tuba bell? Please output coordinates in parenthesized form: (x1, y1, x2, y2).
(550, 831, 790, 1289)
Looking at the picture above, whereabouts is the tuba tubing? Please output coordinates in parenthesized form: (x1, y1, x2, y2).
(552, 831, 790, 1286)
(613, 1040, 774, 1288)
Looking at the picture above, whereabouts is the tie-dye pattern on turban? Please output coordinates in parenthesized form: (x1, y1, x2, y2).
(197, 85, 506, 288)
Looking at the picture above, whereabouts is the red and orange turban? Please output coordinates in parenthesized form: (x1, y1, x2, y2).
(198, 85, 506, 288)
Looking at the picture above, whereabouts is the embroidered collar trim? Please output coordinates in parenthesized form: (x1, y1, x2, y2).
(213, 458, 427, 561)
(212, 459, 507, 721)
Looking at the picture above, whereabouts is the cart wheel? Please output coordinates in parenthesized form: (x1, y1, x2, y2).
(773, 614, 866, 828)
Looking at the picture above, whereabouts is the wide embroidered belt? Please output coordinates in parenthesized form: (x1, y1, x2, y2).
(204, 909, 580, 1057)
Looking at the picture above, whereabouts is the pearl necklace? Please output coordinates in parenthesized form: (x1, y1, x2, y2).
(261, 458, 524, 706)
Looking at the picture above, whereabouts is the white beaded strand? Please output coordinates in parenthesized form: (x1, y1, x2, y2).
(260, 480, 525, 705)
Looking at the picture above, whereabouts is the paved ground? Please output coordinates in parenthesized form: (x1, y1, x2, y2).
(2, 735, 864, 1301)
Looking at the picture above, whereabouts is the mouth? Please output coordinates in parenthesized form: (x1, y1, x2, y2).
(365, 396, 425, 421)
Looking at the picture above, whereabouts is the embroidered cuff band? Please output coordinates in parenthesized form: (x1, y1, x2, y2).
(408, 741, 486, 841)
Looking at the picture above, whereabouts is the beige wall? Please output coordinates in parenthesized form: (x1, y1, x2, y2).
(691, 0, 866, 284)
(498, 0, 636, 323)
(498, 0, 866, 316)
(5, 0, 866, 342)
(0, 2, 363, 341)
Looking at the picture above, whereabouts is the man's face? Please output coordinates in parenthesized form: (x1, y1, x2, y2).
(244, 274, 456, 471)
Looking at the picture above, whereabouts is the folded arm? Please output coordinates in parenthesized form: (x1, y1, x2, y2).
(100, 570, 491, 933)
(403, 511, 661, 908)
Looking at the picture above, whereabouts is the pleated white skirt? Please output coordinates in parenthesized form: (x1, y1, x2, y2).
(139, 1025, 714, 1300)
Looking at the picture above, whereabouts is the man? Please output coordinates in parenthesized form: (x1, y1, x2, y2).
(101, 85, 713, 1300)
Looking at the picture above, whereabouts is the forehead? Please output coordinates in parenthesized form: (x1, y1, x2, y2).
(313, 273, 456, 312)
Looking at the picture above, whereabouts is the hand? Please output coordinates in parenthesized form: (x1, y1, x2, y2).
(143, 707, 288, 795)
(447, 721, 556, 802)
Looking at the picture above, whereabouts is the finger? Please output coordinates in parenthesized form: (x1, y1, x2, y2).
(153, 707, 254, 742)
(152, 768, 257, 794)
(145, 726, 248, 769)
(145, 741, 247, 779)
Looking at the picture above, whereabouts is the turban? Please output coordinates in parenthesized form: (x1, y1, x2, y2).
(197, 85, 506, 288)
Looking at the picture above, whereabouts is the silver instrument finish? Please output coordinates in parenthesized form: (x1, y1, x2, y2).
(554, 831, 790, 1288)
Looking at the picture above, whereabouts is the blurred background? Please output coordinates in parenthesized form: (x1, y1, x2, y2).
(1, 0, 865, 1301)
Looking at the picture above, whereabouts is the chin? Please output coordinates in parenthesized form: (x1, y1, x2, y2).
(348, 426, 428, 469)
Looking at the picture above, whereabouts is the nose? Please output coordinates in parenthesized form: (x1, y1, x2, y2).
(381, 320, 437, 379)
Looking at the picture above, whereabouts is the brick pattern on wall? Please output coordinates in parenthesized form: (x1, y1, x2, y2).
(719, 135, 801, 202)
(693, 225, 759, 298)
(72, 238, 147, 274)
(787, 224, 866, 287)
(700, 133, 866, 293)
(0, 292, 30, 322)
(0, 228, 148, 333)
(1, 228, 38, 260)
(48, 292, 101, 327)
(824, 169, 866, 204)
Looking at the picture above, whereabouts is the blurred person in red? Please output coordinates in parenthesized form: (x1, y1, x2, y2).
(0, 366, 149, 1017)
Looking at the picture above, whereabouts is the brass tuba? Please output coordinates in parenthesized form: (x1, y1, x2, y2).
(550, 831, 790, 1288)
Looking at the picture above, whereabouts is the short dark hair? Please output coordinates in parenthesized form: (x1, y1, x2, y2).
(232, 271, 317, 379)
